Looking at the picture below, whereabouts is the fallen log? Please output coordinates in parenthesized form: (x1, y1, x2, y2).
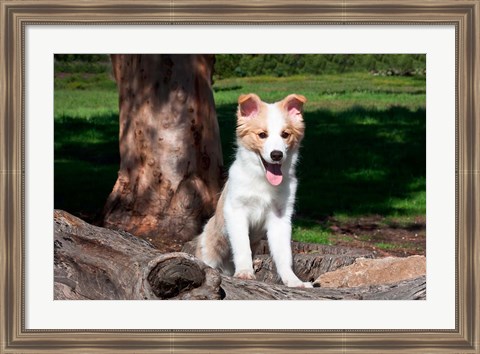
(54, 210, 425, 300)
(54, 210, 221, 300)
(221, 275, 426, 300)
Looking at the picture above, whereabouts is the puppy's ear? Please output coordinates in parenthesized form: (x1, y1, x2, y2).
(283, 94, 307, 121)
(238, 93, 261, 119)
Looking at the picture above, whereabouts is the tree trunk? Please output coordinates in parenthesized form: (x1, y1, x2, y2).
(55, 210, 425, 301)
(103, 54, 223, 247)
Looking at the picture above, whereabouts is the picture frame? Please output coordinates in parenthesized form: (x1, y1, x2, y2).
(1, 0, 478, 352)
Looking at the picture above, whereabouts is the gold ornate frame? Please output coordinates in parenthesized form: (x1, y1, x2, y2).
(1, 0, 479, 352)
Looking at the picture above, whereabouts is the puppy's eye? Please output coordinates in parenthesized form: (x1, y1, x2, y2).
(258, 132, 268, 139)
(281, 131, 290, 139)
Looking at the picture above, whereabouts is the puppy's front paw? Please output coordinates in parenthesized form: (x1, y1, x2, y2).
(299, 281, 314, 288)
(234, 270, 256, 280)
(285, 279, 313, 288)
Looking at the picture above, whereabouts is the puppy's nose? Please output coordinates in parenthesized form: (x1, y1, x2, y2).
(270, 150, 283, 161)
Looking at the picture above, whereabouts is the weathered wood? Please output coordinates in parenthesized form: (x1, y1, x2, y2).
(55, 210, 425, 300)
(254, 253, 374, 284)
(361, 276, 426, 300)
(54, 210, 222, 300)
(220, 275, 426, 300)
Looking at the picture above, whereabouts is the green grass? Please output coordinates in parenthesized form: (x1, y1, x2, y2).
(54, 69, 426, 248)
(373, 242, 398, 251)
(292, 227, 332, 245)
(292, 218, 333, 245)
(214, 73, 425, 111)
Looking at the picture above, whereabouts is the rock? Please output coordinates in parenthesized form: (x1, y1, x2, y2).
(314, 255, 426, 288)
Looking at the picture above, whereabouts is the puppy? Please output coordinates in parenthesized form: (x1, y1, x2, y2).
(196, 93, 312, 288)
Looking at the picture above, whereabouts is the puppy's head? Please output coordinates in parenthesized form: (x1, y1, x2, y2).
(236, 93, 306, 186)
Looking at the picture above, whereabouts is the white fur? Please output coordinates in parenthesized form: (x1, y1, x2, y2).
(262, 105, 288, 163)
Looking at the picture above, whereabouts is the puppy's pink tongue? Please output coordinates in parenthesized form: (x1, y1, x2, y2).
(265, 163, 283, 186)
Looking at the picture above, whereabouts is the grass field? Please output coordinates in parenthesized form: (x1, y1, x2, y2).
(54, 66, 426, 255)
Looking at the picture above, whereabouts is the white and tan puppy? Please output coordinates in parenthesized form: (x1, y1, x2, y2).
(196, 93, 312, 288)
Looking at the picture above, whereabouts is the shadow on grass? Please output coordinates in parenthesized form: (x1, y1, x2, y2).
(54, 113, 119, 221)
(54, 104, 425, 223)
(213, 85, 242, 92)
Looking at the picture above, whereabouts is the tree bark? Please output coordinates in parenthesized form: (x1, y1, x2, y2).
(220, 275, 426, 300)
(103, 54, 223, 246)
(55, 210, 425, 301)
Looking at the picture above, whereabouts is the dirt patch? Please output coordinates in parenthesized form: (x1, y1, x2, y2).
(326, 215, 426, 257)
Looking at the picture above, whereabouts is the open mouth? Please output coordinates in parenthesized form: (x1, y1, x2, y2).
(260, 156, 283, 186)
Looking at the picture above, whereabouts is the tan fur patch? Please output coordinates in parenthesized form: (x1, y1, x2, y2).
(277, 94, 306, 149)
(236, 100, 269, 153)
(282, 117, 305, 150)
(196, 182, 230, 264)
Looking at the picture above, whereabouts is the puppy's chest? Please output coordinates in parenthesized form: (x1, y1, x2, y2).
(239, 189, 286, 226)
